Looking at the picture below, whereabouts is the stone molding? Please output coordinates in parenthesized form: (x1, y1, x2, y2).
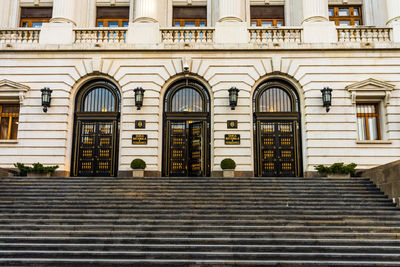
(0, 79, 29, 104)
(345, 78, 395, 106)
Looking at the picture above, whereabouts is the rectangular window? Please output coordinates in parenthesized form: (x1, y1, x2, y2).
(250, 6, 284, 27)
(0, 105, 19, 140)
(173, 6, 207, 27)
(96, 7, 129, 27)
(357, 104, 380, 141)
(20, 7, 52, 28)
(329, 6, 362, 26)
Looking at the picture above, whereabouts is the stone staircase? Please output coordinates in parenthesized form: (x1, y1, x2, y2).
(0, 177, 399, 266)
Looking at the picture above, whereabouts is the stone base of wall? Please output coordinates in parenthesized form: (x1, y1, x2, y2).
(211, 171, 254, 178)
(361, 160, 400, 206)
(118, 170, 162, 178)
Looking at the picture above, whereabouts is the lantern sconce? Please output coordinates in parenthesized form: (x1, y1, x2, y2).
(41, 87, 52, 113)
(321, 87, 332, 112)
(134, 87, 145, 110)
(228, 87, 240, 110)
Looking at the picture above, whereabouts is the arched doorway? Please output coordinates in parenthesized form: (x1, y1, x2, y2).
(253, 79, 302, 177)
(163, 79, 211, 177)
(71, 80, 121, 177)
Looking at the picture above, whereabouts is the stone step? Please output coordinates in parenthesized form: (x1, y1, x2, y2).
(1, 224, 399, 234)
(0, 250, 399, 262)
(2, 237, 400, 246)
(0, 230, 399, 239)
(2, 243, 400, 254)
(1, 218, 400, 227)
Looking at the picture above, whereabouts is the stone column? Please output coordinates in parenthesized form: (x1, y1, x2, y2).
(134, 0, 158, 22)
(301, 0, 336, 43)
(0, 0, 18, 28)
(302, 0, 329, 23)
(386, 0, 400, 42)
(218, 0, 243, 22)
(40, 0, 77, 44)
(127, 0, 162, 44)
(215, 0, 248, 44)
(50, 0, 77, 25)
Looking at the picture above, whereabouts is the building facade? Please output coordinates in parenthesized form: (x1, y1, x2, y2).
(0, 0, 399, 177)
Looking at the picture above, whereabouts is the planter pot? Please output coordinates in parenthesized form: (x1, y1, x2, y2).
(327, 173, 351, 179)
(223, 169, 235, 178)
(27, 172, 52, 178)
(132, 169, 145, 178)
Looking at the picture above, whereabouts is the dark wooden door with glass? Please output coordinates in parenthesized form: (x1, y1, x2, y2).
(253, 80, 302, 177)
(163, 79, 210, 177)
(72, 80, 120, 177)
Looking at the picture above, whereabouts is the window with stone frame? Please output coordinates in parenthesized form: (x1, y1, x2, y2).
(0, 105, 19, 140)
(356, 103, 381, 141)
(96, 7, 129, 27)
(173, 6, 207, 27)
(20, 7, 52, 28)
(329, 5, 362, 26)
(250, 6, 284, 27)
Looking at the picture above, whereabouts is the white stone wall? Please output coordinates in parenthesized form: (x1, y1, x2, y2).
(0, 50, 399, 174)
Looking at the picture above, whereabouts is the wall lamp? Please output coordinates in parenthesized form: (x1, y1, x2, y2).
(321, 87, 332, 112)
(134, 87, 145, 110)
(41, 87, 52, 113)
(228, 87, 240, 110)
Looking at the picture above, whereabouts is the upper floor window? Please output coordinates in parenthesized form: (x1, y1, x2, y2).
(173, 6, 207, 27)
(20, 7, 52, 28)
(329, 6, 362, 26)
(357, 103, 380, 141)
(0, 105, 19, 140)
(96, 7, 129, 27)
(251, 6, 284, 27)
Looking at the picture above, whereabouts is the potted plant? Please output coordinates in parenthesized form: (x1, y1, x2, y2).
(220, 158, 236, 178)
(315, 162, 357, 179)
(14, 162, 59, 177)
(131, 159, 146, 178)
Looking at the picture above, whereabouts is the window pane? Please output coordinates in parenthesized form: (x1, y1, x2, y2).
(368, 117, 379, 140)
(171, 88, 203, 112)
(328, 8, 334, 17)
(354, 20, 360, 26)
(184, 21, 195, 27)
(11, 117, 18, 140)
(32, 22, 42, 28)
(354, 8, 359, 16)
(339, 8, 350, 16)
(251, 21, 257, 27)
(261, 21, 273, 27)
(339, 21, 351, 26)
(276, 21, 283, 27)
(174, 21, 181, 27)
(357, 117, 367, 141)
(22, 22, 29, 27)
(108, 21, 119, 27)
(0, 117, 9, 140)
(259, 88, 293, 112)
(122, 21, 129, 27)
(199, 21, 206, 27)
(83, 88, 116, 112)
(98, 21, 104, 27)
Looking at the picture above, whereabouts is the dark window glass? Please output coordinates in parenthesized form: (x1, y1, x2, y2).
(171, 88, 203, 112)
(258, 88, 293, 112)
(83, 88, 116, 112)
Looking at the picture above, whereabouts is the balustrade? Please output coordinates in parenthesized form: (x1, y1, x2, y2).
(74, 28, 127, 44)
(249, 27, 302, 43)
(337, 27, 392, 42)
(161, 28, 214, 44)
(0, 29, 40, 43)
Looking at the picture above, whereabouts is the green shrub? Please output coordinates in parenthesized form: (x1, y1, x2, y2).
(14, 162, 59, 176)
(315, 163, 357, 176)
(130, 159, 146, 169)
(220, 158, 236, 170)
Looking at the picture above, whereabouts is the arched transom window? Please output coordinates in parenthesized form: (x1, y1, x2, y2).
(254, 81, 298, 113)
(165, 80, 209, 113)
(77, 80, 120, 113)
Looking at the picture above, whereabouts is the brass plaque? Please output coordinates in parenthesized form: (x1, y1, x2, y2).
(132, 134, 148, 145)
(225, 134, 240, 145)
(227, 120, 238, 129)
(135, 120, 146, 129)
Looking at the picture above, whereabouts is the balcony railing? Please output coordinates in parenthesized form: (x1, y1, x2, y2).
(0, 29, 40, 44)
(74, 28, 127, 44)
(337, 27, 392, 42)
(161, 28, 214, 44)
(249, 27, 302, 44)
